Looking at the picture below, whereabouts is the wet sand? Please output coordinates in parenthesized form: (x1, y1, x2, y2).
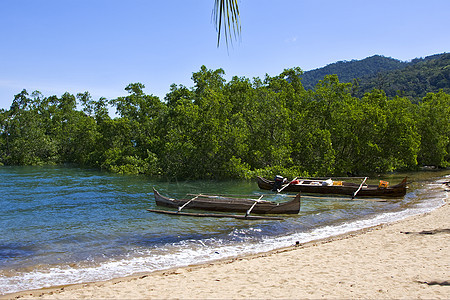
(4, 183, 449, 299)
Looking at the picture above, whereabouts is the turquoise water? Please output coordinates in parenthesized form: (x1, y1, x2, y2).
(0, 166, 448, 294)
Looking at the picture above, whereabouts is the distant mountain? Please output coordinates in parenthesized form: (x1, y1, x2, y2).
(301, 53, 450, 100)
(301, 55, 408, 90)
(355, 53, 450, 99)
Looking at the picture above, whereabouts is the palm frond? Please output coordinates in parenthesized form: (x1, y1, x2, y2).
(213, 0, 241, 47)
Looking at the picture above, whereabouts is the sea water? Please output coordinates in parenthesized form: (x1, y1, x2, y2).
(0, 166, 448, 295)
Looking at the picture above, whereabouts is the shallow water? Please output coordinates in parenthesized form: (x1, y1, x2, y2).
(0, 166, 448, 295)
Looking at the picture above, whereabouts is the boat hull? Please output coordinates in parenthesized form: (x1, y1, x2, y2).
(153, 188, 301, 214)
(256, 177, 407, 198)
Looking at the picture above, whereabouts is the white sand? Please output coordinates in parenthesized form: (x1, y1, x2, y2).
(4, 185, 449, 299)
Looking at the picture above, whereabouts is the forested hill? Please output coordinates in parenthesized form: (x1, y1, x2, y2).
(301, 55, 408, 89)
(301, 53, 450, 100)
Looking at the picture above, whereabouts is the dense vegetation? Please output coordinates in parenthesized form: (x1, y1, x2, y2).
(355, 53, 450, 99)
(302, 53, 450, 101)
(1, 66, 449, 180)
(301, 55, 408, 90)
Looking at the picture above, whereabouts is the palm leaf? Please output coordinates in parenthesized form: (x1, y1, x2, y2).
(213, 0, 241, 47)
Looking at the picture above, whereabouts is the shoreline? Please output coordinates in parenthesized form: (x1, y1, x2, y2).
(4, 182, 450, 299)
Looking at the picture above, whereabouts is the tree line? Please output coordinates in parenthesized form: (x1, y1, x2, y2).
(0, 66, 449, 180)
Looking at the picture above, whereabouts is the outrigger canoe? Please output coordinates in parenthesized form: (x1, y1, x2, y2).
(151, 188, 301, 215)
(256, 176, 408, 198)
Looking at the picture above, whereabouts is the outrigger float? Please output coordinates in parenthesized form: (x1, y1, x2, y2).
(147, 188, 301, 220)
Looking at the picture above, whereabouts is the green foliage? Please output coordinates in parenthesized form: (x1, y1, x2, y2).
(1, 64, 449, 179)
(417, 91, 450, 167)
(223, 156, 252, 179)
(301, 55, 408, 90)
(356, 53, 450, 100)
(302, 53, 450, 101)
(101, 148, 159, 175)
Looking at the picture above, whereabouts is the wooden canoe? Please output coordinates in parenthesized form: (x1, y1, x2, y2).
(152, 188, 301, 214)
(256, 176, 408, 198)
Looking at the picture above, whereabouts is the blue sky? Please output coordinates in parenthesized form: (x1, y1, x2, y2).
(1, 0, 449, 110)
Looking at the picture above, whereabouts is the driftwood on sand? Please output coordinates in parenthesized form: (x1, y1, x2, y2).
(401, 228, 450, 235)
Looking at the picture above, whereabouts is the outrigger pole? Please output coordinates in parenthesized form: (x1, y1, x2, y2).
(278, 177, 298, 193)
(146, 209, 284, 220)
(352, 177, 368, 199)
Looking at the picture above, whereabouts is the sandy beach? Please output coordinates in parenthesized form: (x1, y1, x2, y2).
(4, 183, 449, 299)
